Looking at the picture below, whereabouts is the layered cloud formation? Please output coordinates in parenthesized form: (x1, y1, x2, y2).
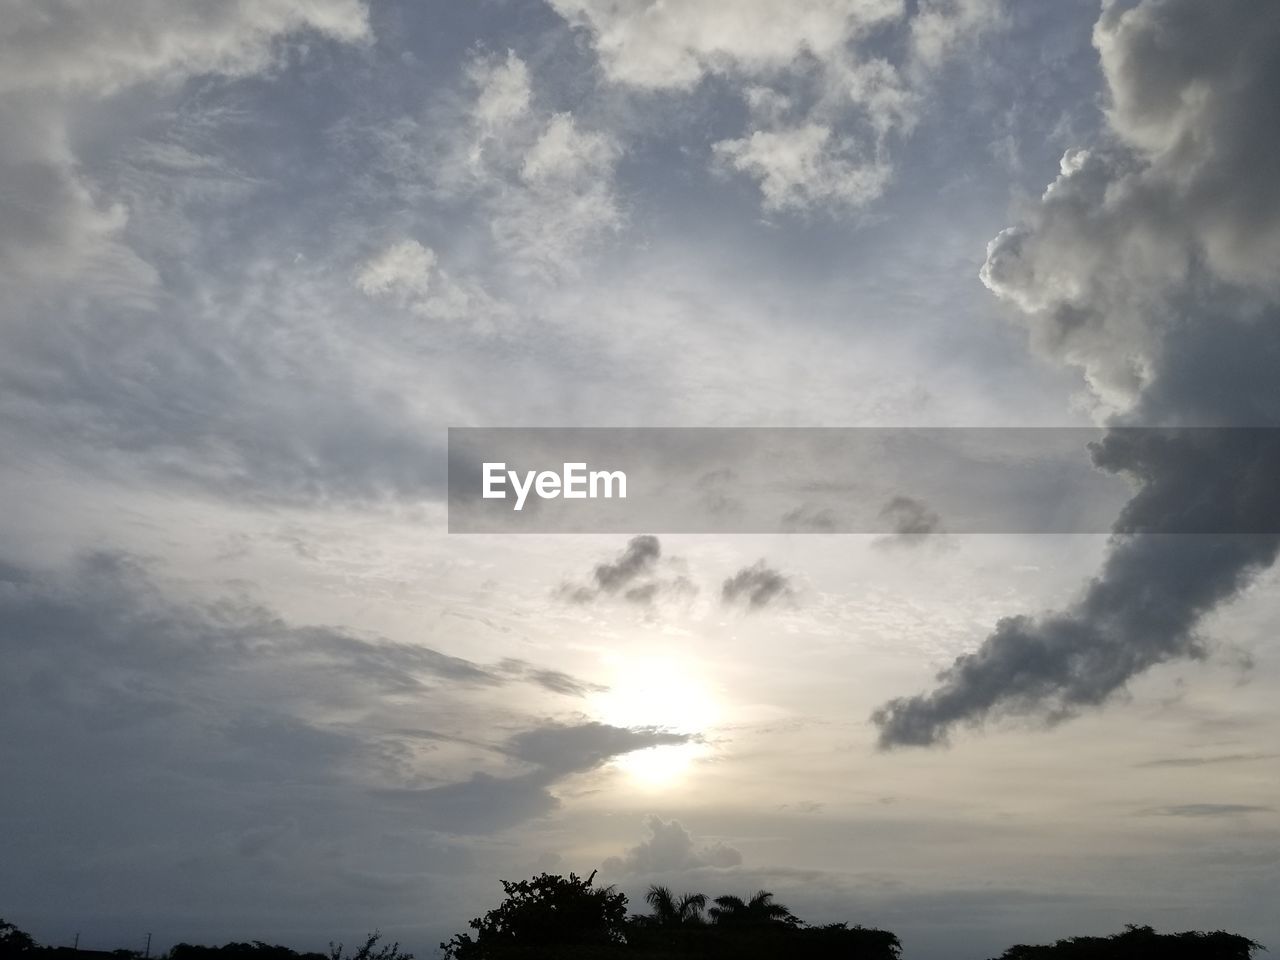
(874, 0, 1280, 748)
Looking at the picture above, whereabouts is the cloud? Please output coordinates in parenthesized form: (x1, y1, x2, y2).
(979, 0, 1280, 408)
(876, 0, 1280, 748)
(505, 722, 691, 778)
(1135, 753, 1277, 769)
(355, 239, 512, 333)
(602, 816, 743, 877)
(497, 660, 609, 697)
(0, 0, 369, 294)
(0, 550, 599, 726)
(781, 504, 840, 532)
(548, 0, 998, 214)
(439, 50, 623, 280)
(1141, 804, 1274, 818)
(0, 0, 369, 96)
(713, 122, 893, 214)
(559, 535, 698, 606)
(546, 0, 903, 92)
(595, 534, 661, 591)
(873, 495, 948, 550)
(0, 549, 669, 857)
(722, 561, 795, 611)
(385, 724, 692, 834)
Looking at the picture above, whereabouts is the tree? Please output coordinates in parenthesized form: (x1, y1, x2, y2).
(328, 934, 412, 960)
(0, 920, 37, 958)
(440, 871, 629, 960)
(990, 924, 1263, 960)
(642, 887, 707, 927)
(169, 942, 328, 960)
(706, 891, 798, 928)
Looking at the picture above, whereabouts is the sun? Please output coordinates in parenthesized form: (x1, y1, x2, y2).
(589, 655, 720, 787)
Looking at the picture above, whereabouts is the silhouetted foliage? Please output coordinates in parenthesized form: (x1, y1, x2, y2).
(327, 934, 411, 960)
(169, 943, 327, 960)
(639, 888, 706, 928)
(990, 924, 1264, 960)
(440, 871, 629, 960)
(705, 892, 798, 928)
(0, 920, 37, 958)
(439, 875, 901, 959)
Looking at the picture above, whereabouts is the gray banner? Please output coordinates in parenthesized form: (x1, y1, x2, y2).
(447, 427, 1280, 534)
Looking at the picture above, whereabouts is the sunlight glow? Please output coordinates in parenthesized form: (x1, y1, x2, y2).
(591, 655, 720, 788)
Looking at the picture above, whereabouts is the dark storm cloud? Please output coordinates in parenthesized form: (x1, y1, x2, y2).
(875, 433, 1280, 748)
(875, 0, 1280, 748)
(721, 561, 794, 611)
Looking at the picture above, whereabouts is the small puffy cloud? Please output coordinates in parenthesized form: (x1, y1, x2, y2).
(559, 535, 698, 607)
(909, 0, 1001, 72)
(714, 123, 892, 214)
(355, 239, 511, 333)
(602, 816, 743, 877)
(721, 561, 794, 611)
(873, 495, 949, 550)
(470, 49, 533, 139)
(595, 534, 661, 592)
(439, 51, 623, 281)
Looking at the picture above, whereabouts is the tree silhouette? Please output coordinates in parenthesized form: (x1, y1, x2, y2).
(990, 924, 1263, 960)
(169, 942, 328, 960)
(642, 887, 707, 927)
(706, 891, 798, 928)
(327, 934, 411, 960)
(0, 920, 36, 959)
(440, 871, 628, 960)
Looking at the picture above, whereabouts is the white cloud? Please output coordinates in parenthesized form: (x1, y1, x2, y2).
(909, 0, 1000, 73)
(469, 49, 534, 141)
(0, 0, 371, 297)
(0, 0, 370, 95)
(714, 123, 892, 213)
(442, 51, 624, 280)
(356, 239, 512, 334)
(546, 0, 904, 91)
(548, 0, 998, 215)
(980, 0, 1280, 412)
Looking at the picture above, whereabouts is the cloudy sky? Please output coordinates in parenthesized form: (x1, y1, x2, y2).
(3, 2, 1279, 959)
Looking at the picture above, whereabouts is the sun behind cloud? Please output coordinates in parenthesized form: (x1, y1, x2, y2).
(590, 654, 720, 788)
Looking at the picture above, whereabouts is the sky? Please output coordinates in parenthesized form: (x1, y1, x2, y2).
(2, 2, 1279, 959)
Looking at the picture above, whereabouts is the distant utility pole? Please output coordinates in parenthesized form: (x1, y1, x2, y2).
(144, 933, 152, 959)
